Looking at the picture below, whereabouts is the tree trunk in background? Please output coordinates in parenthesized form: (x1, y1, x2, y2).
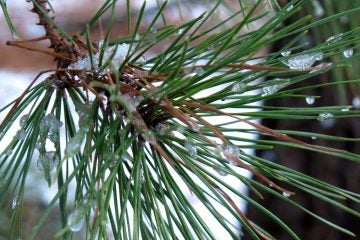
(244, 3, 360, 238)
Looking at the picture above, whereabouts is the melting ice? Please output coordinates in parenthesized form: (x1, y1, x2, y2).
(282, 52, 323, 69)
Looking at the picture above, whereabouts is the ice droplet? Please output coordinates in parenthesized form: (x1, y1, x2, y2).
(68, 207, 85, 232)
(185, 140, 197, 158)
(311, 136, 317, 140)
(326, 33, 343, 45)
(317, 112, 334, 121)
(64, 132, 84, 158)
(222, 144, 240, 165)
(305, 96, 315, 105)
(232, 82, 247, 92)
(15, 129, 26, 140)
(194, 67, 204, 75)
(177, 28, 184, 35)
(281, 50, 291, 57)
(283, 52, 323, 69)
(286, 5, 294, 12)
(353, 97, 360, 109)
(341, 108, 350, 112)
(11, 196, 18, 210)
(191, 123, 200, 132)
(37, 151, 59, 173)
(282, 192, 291, 198)
(343, 48, 353, 58)
(261, 79, 289, 97)
(19, 114, 29, 127)
(312, 0, 324, 17)
(150, 27, 157, 33)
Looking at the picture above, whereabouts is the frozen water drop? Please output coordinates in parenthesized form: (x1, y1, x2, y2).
(261, 79, 289, 97)
(269, 183, 274, 187)
(283, 52, 323, 69)
(311, 136, 317, 140)
(19, 114, 29, 127)
(317, 112, 334, 121)
(353, 97, 360, 109)
(343, 48, 353, 58)
(282, 192, 291, 198)
(326, 33, 343, 45)
(305, 96, 315, 105)
(65, 133, 84, 158)
(177, 28, 184, 35)
(15, 129, 26, 140)
(232, 82, 247, 92)
(37, 151, 59, 173)
(286, 5, 294, 12)
(194, 67, 204, 75)
(185, 140, 197, 158)
(222, 144, 239, 165)
(312, 0, 324, 17)
(281, 50, 291, 57)
(150, 27, 157, 33)
(68, 207, 85, 232)
(191, 123, 200, 132)
(11, 196, 18, 210)
(341, 108, 350, 112)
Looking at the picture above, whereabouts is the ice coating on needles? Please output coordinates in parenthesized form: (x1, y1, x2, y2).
(282, 51, 323, 69)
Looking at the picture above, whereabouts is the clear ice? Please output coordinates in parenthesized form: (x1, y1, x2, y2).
(282, 52, 323, 69)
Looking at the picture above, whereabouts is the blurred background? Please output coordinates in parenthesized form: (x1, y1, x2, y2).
(0, 0, 359, 239)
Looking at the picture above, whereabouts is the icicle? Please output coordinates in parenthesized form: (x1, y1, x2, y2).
(343, 48, 353, 58)
(283, 52, 323, 69)
(305, 96, 315, 105)
(68, 207, 85, 232)
(326, 33, 343, 45)
(317, 112, 334, 121)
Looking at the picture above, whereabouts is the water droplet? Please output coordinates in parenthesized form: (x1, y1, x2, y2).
(341, 108, 350, 112)
(261, 79, 289, 97)
(343, 48, 353, 58)
(286, 5, 294, 12)
(68, 207, 85, 232)
(283, 52, 323, 69)
(190, 123, 200, 132)
(194, 67, 204, 75)
(282, 192, 291, 198)
(232, 82, 247, 92)
(311, 136, 317, 140)
(353, 97, 360, 109)
(312, 0, 324, 17)
(150, 27, 157, 33)
(19, 114, 29, 127)
(177, 28, 184, 35)
(281, 50, 291, 57)
(185, 140, 197, 158)
(269, 183, 274, 187)
(317, 112, 334, 121)
(305, 96, 315, 105)
(15, 129, 26, 140)
(11, 196, 18, 209)
(326, 33, 343, 45)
